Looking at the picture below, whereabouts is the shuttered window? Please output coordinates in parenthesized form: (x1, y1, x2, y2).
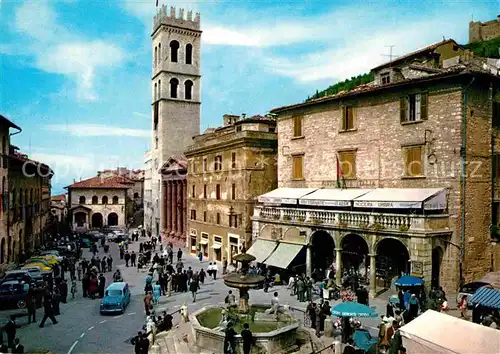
(404, 146, 423, 176)
(292, 155, 304, 180)
(400, 93, 428, 123)
(293, 116, 303, 137)
(338, 151, 357, 179)
(341, 106, 355, 131)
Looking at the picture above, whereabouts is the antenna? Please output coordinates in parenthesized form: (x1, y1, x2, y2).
(381, 45, 399, 62)
(29, 134, 31, 156)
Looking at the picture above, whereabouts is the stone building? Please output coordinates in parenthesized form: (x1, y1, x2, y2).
(66, 175, 134, 231)
(469, 15, 500, 43)
(186, 114, 277, 263)
(50, 194, 67, 223)
(149, 5, 201, 239)
(251, 40, 500, 295)
(98, 167, 144, 209)
(160, 156, 187, 247)
(144, 150, 153, 234)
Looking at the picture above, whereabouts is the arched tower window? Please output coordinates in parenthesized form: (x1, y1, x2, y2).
(154, 83, 157, 101)
(158, 80, 161, 99)
(169, 40, 179, 63)
(79, 196, 86, 204)
(170, 78, 179, 98)
(184, 80, 193, 100)
(102, 196, 108, 204)
(92, 196, 98, 204)
(112, 196, 119, 204)
(154, 46, 158, 67)
(185, 44, 193, 65)
(158, 43, 161, 62)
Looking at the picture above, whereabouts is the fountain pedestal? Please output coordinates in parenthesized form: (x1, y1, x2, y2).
(239, 288, 250, 314)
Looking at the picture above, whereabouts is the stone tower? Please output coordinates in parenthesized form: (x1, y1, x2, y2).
(150, 5, 201, 237)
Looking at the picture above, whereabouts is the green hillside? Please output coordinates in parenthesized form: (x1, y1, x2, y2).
(464, 37, 500, 59)
(306, 72, 373, 102)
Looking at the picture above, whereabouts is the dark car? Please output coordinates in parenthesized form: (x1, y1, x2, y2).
(457, 281, 491, 308)
(0, 281, 30, 310)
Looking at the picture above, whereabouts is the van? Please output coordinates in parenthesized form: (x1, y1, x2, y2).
(100, 282, 131, 314)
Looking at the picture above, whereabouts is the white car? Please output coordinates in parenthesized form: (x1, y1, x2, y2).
(40, 250, 64, 262)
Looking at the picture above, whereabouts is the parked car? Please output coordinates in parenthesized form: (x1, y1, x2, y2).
(39, 250, 64, 262)
(1, 270, 34, 285)
(100, 282, 131, 315)
(456, 281, 491, 308)
(18, 266, 48, 281)
(107, 232, 125, 243)
(29, 255, 59, 266)
(23, 259, 52, 272)
(0, 281, 30, 310)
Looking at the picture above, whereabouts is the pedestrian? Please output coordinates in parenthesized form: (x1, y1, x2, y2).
(212, 263, 218, 280)
(11, 338, 24, 353)
(107, 256, 113, 272)
(77, 263, 82, 281)
(166, 272, 172, 297)
(240, 323, 254, 354)
(190, 278, 199, 302)
(27, 287, 37, 324)
(71, 280, 77, 299)
(459, 295, 469, 319)
(408, 294, 419, 322)
(153, 281, 161, 305)
(225, 290, 236, 308)
(144, 292, 153, 316)
(4, 317, 16, 349)
(125, 251, 131, 267)
(198, 249, 203, 262)
(131, 251, 137, 267)
(0, 334, 8, 353)
(120, 247, 124, 260)
(39, 294, 58, 328)
(52, 288, 61, 316)
(177, 248, 182, 262)
(59, 279, 68, 303)
(223, 325, 237, 354)
(307, 301, 316, 329)
(88, 275, 98, 300)
(98, 273, 106, 298)
(101, 257, 107, 273)
(223, 258, 228, 275)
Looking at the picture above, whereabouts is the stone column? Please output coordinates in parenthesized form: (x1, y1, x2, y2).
(306, 246, 312, 277)
(176, 181, 183, 238)
(369, 253, 377, 298)
(171, 181, 177, 236)
(166, 181, 172, 233)
(160, 181, 167, 232)
(182, 180, 187, 237)
(335, 248, 342, 286)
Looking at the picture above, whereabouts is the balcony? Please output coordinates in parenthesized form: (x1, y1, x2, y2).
(253, 205, 449, 233)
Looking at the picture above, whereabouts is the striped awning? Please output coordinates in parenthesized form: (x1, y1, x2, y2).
(471, 287, 500, 309)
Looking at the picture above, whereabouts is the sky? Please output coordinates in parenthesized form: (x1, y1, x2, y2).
(0, 0, 498, 194)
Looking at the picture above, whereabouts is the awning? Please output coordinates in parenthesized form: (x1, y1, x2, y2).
(199, 239, 209, 245)
(212, 244, 222, 249)
(246, 239, 277, 263)
(264, 242, 303, 269)
(471, 287, 500, 309)
(257, 188, 317, 205)
(353, 188, 446, 210)
(299, 188, 372, 207)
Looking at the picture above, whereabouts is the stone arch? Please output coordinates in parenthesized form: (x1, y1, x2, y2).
(0, 238, 5, 264)
(259, 224, 273, 239)
(376, 237, 410, 283)
(170, 77, 179, 98)
(107, 212, 118, 226)
(283, 226, 302, 240)
(91, 213, 103, 228)
(169, 40, 179, 62)
(184, 79, 193, 100)
(341, 233, 370, 278)
(185, 43, 193, 64)
(310, 230, 335, 278)
(75, 212, 86, 227)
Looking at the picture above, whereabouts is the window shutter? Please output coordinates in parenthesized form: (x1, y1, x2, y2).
(420, 92, 428, 120)
(297, 156, 303, 179)
(350, 107, 356, 130)
(400, 98, 407, 123)
(341, 107, 346, 130)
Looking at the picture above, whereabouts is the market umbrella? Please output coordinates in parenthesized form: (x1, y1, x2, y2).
(394, 275, 424, 287)
(331, 301, 378, 318)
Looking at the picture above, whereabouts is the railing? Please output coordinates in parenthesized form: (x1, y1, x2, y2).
(255, 205, 447, 232)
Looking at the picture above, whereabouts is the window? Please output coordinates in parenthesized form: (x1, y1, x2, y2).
(203, 158, 207, 172)
(92, 196, 98, 204)
(231, 152, 236, 168)
(158, 80, 161, 99)
(112, 196, 119, 204)
(79, 196, 86, 204)
(293, 116, 303, 137)
(169, 40, 179, 62)
(154, 46, 157, 67)
(231, 183, 236, 200)
(400, 93, 428, 123)
(214, 155, 222, 171)
(341, 106, 355, 131)
(155, 136, 158, 149)
(292, 155, 304, 180)
(184, 80, 193, 100)
(102, 196, 108, 204)
(216, 213, 221, 225)
(338, 150, 357, 179)
(191, 185, 195, 198)
(403, 145, 424, 177)
(229, 214, 238, 228)
(185, 44, 193, 64)
(154, 83, 157, 101)
(203, 211, 207, 222)
(216, 184, 221, 200)
(158, 43, 161, 61)
(170, 78, 179, 98)
(381, 72, 391, 84)
(190, 209, 196, 220)
(236, 125, 242, 132)
(203, 184, 207, 198)
(153, 102, 159, 131)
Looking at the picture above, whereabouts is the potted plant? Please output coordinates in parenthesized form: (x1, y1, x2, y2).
(399, 224, 409, 232)
(283, 215, 291, 221)
(338, 221, 348, 228)
(371, 222, 384, 231)
(297, 217, 305, 222)
(359, 222, 369, 229)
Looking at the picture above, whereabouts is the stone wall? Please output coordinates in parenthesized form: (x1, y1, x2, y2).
(469, 17, 500, 43)
(0, 122, 9, 264)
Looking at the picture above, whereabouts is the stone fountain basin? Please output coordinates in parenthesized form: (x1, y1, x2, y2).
(223, 273, 265, 288)
(191, 305, 300, 354)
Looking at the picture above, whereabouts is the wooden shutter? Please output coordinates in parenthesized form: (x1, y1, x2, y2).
(346, 107, 354, 130)
(400, 97, 408, 123)
(293, 116, 302, 137)
(340, 151, 356, 178)
(341, 106, 346, 131)
(292, 156, 303, 179)
(420, 93, 428, 120)
(407, 147, 422, 176)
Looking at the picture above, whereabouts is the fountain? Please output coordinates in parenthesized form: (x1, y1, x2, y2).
(222, 252, 265, 314)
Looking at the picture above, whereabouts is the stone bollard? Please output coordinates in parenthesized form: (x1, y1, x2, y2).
(324, 318, 334, 337)
(150, 344, 161, 354)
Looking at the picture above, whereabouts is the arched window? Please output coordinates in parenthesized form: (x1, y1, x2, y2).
(154, 83, 157, 101)
(158, 80, 161, 99)
(112, 196, 119, 204)
(169, 40, 179, 62)
(102, 196, 108, 204)
(92, 196, 98, 204)
(170, 78, 179, 98)
(158, 43, 161, 62)
(154, 46, 157, 67)
(185, 44, 193, 64)
(184, 80, 193, 100)
(79, 196, 86, 204)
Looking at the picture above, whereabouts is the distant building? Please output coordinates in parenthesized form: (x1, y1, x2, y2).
(186, 114, 277, 263)
(50, 194, 67, 223)
(66, 175, 134, 232)
(469, 15, 500, 43)
(143, 150, 153, 234)
(97, 167, 144, 208)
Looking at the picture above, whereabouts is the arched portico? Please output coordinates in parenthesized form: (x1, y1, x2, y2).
(309, 230, 335, 281)
(91, 213, 103, 229)
(376, 237, 410, 292)
(340, 233, 369, 282)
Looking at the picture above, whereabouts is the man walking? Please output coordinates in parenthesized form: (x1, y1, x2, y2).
(39, 294, 58, 328)
(27, 288, 37, 324)
(131, 251, 137, 267)
(177, 248, 182, 262)
(241, 323, 254, 354)
(125, 251, 131, 267)
(4, 317, 16, 349)
(190, 278, 199, 302)
(98, 273, 106, 298)
(107, 256, 113, 272)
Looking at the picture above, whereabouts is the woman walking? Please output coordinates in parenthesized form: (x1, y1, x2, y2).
(459, 295, 469, 319)
(190, 278, 200, 303)
(153, 281, 161, 305)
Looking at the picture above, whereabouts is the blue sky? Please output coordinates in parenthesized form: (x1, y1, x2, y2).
(0, 0, 497, 194)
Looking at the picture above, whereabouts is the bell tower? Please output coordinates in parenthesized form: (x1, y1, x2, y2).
(150, 5, 201, 237)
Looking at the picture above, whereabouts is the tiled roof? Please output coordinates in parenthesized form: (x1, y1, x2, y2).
(10, 150, 53, 174)
(66, 175, 134, 189)
(234, 115, 276, 125)
(51, 194, 66, 201)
